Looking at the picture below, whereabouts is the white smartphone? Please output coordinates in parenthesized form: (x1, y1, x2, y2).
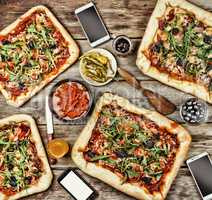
(58, 168, 97, 200)
(75, 2, 110, 47)
(187, 152, 212, 200)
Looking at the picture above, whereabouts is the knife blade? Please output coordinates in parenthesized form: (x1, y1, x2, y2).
(45, 95, 54, 140)
(45, 96, 57, 165)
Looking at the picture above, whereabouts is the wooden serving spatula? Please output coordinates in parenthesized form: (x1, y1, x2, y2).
(117, 67, 176, 115)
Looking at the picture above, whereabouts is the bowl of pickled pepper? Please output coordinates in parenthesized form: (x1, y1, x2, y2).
(79, 48, 117, 86)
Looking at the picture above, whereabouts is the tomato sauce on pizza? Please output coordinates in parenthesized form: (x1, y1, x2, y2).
(0, 9, 70, 99)
(83, 103, 179, 193)
(0, 122, 43, 196)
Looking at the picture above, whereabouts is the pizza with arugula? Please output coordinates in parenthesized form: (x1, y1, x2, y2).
(137, 0, 212, 103)
(0, 5, 79, 107)
(72, 93, 191, 200)
(0, 115, 52, 200)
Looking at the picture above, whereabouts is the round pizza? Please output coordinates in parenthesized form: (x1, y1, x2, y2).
(136, 0, 212, 103)
(72, 93, 191, 200)
(0, 5, 79, 107)
(0, 115, 52, 200)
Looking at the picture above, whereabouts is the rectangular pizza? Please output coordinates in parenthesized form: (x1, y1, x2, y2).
(0, 5, 79, 107)
(136, 0, 212, 103)
(72, 93, 191, 200)
(0, 114, 52, 200)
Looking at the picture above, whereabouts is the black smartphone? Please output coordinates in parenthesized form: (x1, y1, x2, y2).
(58, 168, 97, 200)
(187, 152, 212, 200)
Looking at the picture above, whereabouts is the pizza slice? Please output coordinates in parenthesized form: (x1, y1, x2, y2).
(72, 93, 191, 200)
(0, 114, 53, 200)
(0, 5, 79, 107)
(136, 0, 212, 103)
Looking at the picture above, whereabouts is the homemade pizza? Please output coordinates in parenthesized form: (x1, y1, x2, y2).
(72, 93, 191, 200)
(0, 115, 52, 200)
(0, 5, 79, 107)
(136, 0, 212, 103)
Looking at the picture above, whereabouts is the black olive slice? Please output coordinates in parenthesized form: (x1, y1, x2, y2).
(115, 150, 128, 158)
(141, 176, 152, 185)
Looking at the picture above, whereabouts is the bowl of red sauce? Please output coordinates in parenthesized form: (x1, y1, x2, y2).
(49, 79, 92, 122)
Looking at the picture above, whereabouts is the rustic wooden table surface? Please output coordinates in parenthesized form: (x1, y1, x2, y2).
(0, 0, 212, 199)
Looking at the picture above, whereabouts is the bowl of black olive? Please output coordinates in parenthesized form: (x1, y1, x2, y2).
(112, 35, 133, 56)
(180, 98, 208, 125)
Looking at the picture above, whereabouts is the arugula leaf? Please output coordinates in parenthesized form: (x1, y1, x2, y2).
(168, 24, 193, 59)
(127, 169, 139, 178)
(183, 24, 193, 57)
(142, 156, 148, 166)
(27, 24, 38, 34)
(185, 63, 201, 76)
(0, 140, 9, 145)
(0, 50, 9, 61)
(13, 53, 21, 65)
(131, 123, 140, 130)
(151, 171, 163, 180)
(136, 131, 148, 143)
(168, 32, 185, 58)
(197, 48, 208, 60)
(150, 145, 169, 158)
(91, 155, 110, 161)
(192, 34, 204, 47)
(104, 158, 117, 165)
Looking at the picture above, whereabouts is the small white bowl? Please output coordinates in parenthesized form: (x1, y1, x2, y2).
(79, 48, 117, 86)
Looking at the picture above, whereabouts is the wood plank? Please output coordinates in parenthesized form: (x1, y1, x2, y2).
(1, 78, 212, 124)
(36, 123, 212, 169)
(24, 168, 200, 200)
(0, 39, 211, 124)
(0, 39, 148, 81)
(25, 120, 212, 200)
(0, 0, 211, 39)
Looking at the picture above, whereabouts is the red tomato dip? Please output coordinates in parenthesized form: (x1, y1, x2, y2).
(52, 81, 90, 120)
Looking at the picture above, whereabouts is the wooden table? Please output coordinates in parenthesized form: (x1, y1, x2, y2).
(0, 0, 212, 199)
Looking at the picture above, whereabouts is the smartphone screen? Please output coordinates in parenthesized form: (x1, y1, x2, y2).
(58, 169, 96, 200)
(76, 5, 109, 43)
(188, 154, 212, 197)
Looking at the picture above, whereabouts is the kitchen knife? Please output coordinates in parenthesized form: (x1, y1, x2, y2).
(45, 95, 54, 140)
(45, 95, 57, 164)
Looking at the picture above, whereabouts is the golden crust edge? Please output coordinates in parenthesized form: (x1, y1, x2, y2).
(0, 5, 80, 107)
(0, 114, 53, 200)
(72, 93, 191, 200)
(136, 53, 212, 104)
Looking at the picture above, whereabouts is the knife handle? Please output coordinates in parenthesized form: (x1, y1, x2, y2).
(47, 134, 57, 165)
(48, 134, 53, 141)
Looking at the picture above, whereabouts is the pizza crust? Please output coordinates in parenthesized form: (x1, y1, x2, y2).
(136, 0, 212, 104)
(0, 5, 80, 107)
(72, 93, 191, 200)
(0, 114, 53, 200)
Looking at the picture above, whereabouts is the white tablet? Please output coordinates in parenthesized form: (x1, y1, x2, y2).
(75, 2, 110, 47)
